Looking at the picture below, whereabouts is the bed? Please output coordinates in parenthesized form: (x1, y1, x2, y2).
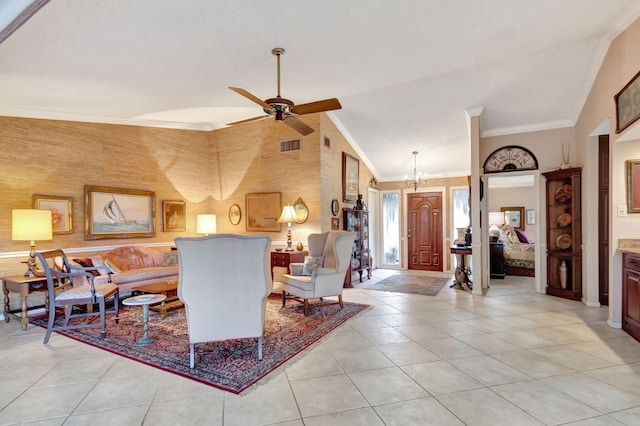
(498, 224, 535, 277)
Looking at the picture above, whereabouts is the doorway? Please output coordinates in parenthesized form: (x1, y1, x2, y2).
(407, 191, 443, 271)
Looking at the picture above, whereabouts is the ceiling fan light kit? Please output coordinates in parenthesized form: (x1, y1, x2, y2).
(228, 48, 342, 136)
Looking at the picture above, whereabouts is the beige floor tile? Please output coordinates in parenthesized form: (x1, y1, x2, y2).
(376, 313, 424, 327)
(0, 391, 21, 411)
(429, 320, 481, 336)
(329, 345, 394, 373)
(33, 357, 116, 388)
(563, 415, 627, 425)
(609, 407, 640, 425)
(375, 340, 441, 365)
(395, 323, 449, 340)
(74, 375, 162, 413)
(154, 372, 224, 402)
(374, 397, 465, 425)
(320, 326, 371, 350)
(530, 345, 615, 371)
(0, 364, 52, 393)
(569, 341, 640, 364)
(490, 329, 557, 349)
(491, 350, 574, 378)
(357, 326, 413, 345)
(0, 381, 96, 424)
(417, 336, 483, 359)
(349, 366, 428, 405)
(540, 372, 640, 413)
(402, 360, 483, 395)
(460, 318, 514, 333)
(436, 388, 542, 425)
(65, 405, 148, 426)
(224, 376, 300, 426)
(303, 407, 385, 426)
(145, 394, 223, 425)
(449, 355, 530, 386)
(585, 364, 640, 399)
(455, 333, 522, 354)
(285, 345, 344, 381)
(289, 374, 368, 417)
(492, 379, 600, 424)
(348, 315, 391, 330)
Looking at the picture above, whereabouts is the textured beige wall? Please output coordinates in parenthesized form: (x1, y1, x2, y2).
(0, 113, 373, 276)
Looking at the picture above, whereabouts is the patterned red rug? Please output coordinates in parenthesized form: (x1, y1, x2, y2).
(31, 295, 368, 394)
(362, 274, 452, 296)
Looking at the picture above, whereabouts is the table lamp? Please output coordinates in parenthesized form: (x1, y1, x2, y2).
(488, 211, 504, 242)
(12, 209, 53, 276)
(277, 205, 297, 251)
(196, 214, 217, 236)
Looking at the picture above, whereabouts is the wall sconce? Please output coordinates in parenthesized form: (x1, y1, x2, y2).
(196, 214, 217, 236)
(277, 205, 297, 251)
(12, 209, 53, 276)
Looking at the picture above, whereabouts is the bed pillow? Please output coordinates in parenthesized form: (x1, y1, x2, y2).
(302, 256, 324, 276)
(515, 229, 532, 244)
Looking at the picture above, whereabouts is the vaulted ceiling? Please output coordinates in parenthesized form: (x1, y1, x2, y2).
(1, 1, 639, 181)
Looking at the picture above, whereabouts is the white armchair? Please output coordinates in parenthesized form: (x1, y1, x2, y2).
(174, 234, 272, 368)
(281, 231, 355, 316)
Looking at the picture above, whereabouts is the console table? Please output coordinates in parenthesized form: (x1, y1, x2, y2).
(450, 246, 472, 290)
(2, 275, 49, 330)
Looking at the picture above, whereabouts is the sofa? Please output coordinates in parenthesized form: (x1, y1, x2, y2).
(72, 246, 179, 295)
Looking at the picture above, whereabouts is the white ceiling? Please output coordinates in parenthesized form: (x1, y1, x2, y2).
(1, 1, 639, 181)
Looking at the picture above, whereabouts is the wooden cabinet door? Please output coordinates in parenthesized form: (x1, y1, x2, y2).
(623, 254, 640, 341)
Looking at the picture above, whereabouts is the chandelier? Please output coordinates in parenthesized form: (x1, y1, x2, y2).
(405, 151, 427, 190)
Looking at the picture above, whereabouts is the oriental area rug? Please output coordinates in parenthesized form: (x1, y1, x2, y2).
(31, 295, 368, 394)
(363, 274, 452, 296)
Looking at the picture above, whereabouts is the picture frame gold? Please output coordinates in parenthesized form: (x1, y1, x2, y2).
(32, 194, 73, 234)
(627, 159, 640, 213)
(501, 206, 525, 230)
(84, 185, 156, 240)
(245, 192, 281, 232)
(331, 217, 340, 230)
(615, 69, 640, 134)
(162, 200, 186, 232)
(342, 152, 359, 204)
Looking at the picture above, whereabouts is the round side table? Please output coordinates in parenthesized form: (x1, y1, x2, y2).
(122, 294, 166, 346)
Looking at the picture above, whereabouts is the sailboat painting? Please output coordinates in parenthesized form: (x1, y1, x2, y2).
(85, 185, 156, 240)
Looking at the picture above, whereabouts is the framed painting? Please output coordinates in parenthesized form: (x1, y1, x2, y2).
(627, 159, 640, 213)
(84, 185, 156, 240)
(246, 192, 281, 232)
(331, 217, 340, 230)
(32, 194, 73, 234)
(342, 152, 359, 204)
(229, 203, 241, 225)
(501, 206, 525, 230)
(526, 209, 535, 225)
(162, 200, 186, 232)
(615, 69, 640, 133)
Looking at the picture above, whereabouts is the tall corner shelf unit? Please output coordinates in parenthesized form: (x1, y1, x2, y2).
(343, 208, 371, 282)
(542, 167, 582, 301)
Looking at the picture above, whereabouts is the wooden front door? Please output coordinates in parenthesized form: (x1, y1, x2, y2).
(408, 192, 443, 271)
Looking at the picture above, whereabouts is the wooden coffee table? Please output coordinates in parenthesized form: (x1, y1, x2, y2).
(132, 280, 182, 316)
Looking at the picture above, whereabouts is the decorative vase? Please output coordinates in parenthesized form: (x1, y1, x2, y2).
(559, 259, 568, 289)
(296, 242, 304, 251)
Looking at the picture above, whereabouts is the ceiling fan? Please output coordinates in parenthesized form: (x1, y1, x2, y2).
(228, 48, 342, 136)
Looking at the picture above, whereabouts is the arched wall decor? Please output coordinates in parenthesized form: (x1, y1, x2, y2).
(483, 145, 539, 174)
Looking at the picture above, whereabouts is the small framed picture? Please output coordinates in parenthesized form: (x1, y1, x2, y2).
(526, 209, 535, 225)
(229, 203, 241, 225)
(331, 217, 340, 230)
(163, 200, 186, 232)
(33, 194, 73, 234)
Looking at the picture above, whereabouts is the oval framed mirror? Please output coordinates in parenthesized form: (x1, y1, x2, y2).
(293, 197, 309, 224)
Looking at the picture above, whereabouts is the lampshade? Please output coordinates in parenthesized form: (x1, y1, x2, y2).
(277, 205, 297, 224)
(12, 209, 53, 241)
(488, 212, 505, 226)
(196, 214, 217, 235)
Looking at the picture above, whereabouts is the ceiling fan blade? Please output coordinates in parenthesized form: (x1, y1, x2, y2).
(229, 87, 272, 110)
(227, 114, 269, 126)
(284, 116, 315, 136)
(291, 98, 342, 115)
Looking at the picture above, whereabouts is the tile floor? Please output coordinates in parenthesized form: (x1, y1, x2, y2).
(2, 271, 640, 425)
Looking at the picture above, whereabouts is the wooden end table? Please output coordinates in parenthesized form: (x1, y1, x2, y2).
(2, 275, 50, 330)
(132, 280, 182, 316)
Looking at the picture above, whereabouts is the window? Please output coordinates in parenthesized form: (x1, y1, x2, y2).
(382, 191, 400, 266)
